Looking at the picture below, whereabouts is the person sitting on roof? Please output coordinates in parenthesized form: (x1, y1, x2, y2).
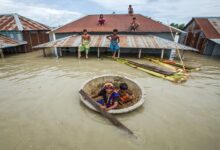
(130, 17, 140, 32)
(98, 14, 106, 25)
(92, 82, 119, 111)
(128, 5, 134, 15)
(78, 29, 91, 59)
(118, 83, 134, 103)
(106, 29, 120, 58)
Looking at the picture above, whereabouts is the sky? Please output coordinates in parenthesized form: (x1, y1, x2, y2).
(1, 0, 220, 27)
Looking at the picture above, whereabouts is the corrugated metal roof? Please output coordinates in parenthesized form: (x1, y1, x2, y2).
(34, 35, 197, 51)
(0, 14, 50, 31)
(194, 17, 220, 39)
(210, 39, 220, 45)
(0, 34, 27, 48)
(54, 14, 178, 33)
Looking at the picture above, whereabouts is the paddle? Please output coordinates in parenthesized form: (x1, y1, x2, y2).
(79, 89, 135, 136)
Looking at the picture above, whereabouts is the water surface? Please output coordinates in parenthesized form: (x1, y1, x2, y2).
(0, 51, 220, 150)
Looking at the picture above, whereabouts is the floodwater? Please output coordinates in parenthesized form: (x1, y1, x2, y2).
(0, 51, 220, 150)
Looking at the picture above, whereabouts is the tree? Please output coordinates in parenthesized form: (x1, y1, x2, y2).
(170, 23, 185, 30)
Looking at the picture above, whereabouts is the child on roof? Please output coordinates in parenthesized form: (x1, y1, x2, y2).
(130, 17, 140, 31)
(106, 29, 120, 58)
(78, 29, 91, 59)
(98, 14, 106, 25)
(128, 5, 134, 15)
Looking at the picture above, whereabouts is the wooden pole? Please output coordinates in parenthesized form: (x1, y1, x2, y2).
(0, 48, 4, 58)
(138, 49, 142, 59)
(79, 90, 135, 136)
(43, 48, 46, 57)
(161, 49, 164, 59)
(59, 48, 62, 57)
(97, 47, 100, 58)
(54, 47, 59, 58)
(117, 49, 120, 58)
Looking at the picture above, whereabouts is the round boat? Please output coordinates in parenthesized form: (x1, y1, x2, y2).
(79, 75, 144, 114)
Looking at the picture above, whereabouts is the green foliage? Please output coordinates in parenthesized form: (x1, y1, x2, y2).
(170, 23, 185, 30)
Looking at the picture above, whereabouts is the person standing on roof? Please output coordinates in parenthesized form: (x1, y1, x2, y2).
(98, 14, 106, 25)
(106, 29, 120, 58)
(130, 17, 140, 31)
(128, 5, 134, 15)
(78, 29, 91, 59)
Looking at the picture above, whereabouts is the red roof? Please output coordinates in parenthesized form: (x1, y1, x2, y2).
(0, 34, 27, 48)
(55, 14, 177, 33)
(0, 14, 50, 31)
(194, 18, 220, 39)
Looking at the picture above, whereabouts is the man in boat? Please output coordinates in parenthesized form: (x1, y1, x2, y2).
(92, 82, 119, 111)
(106, 29, 120, 58)
(78, 29, 91, 59)
(98, 14, 106, 25)
(130, 17, 140, 32)
(118, 83, 134, 103)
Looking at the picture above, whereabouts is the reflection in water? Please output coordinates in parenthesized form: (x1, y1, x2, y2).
(0, 51, 220, 150)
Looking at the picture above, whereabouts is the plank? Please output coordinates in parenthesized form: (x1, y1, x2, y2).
(79, 90, 134, 135)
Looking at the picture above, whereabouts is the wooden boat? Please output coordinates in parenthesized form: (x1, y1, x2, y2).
(113, 58, 188, 83)
(79, 75, 144, 114)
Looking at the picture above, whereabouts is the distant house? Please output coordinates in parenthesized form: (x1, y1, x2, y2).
(179, 17, 220, 57)
(35, 14, 196, 58)
(0, 13, 50, 53)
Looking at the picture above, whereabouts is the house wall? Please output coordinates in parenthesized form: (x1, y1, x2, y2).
(55, 32, 174, 41)
(22, 30, 49, 52)
(203, 40, 215, 55)
(212, 43, 220, 57)
(0, 31, 23, 41)
(179, 20, 207, 54)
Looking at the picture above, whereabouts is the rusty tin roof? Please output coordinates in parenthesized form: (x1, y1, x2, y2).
(0, 14, 50, 31)
(34, 34, 197, 51)
(54, 14, 178, 33)
(0, 34, 27, 48)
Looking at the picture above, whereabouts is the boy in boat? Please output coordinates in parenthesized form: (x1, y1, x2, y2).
(92, 82, 119, 111)
(106, 29, 120, 58)
(118, 83, 134, 103)
(98, 14, 105, 25)
(78, 29, 91, 59)
(130, 17, 140, 32)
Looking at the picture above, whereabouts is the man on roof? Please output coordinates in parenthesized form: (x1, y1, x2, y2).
(130, 17, 140, 32)
(78, 29, 91, 59)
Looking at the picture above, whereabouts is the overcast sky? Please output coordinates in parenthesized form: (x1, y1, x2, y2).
(1, 0, 220, 27)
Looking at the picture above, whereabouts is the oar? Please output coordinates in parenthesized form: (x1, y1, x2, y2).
(79, 90, 135, 136)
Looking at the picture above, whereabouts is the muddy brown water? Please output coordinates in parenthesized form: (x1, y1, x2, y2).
(0, 51, 220, 150)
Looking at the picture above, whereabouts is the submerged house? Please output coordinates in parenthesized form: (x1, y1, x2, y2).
(35, 13, 196, 58)
(0, 34, 27, 58)
(179, 17, 220, 57)
(0, 13, 50, 53)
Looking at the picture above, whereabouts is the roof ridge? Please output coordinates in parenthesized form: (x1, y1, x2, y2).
(13, 13, 23, 31)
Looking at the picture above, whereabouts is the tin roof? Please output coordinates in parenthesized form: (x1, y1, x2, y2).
(185, 17, 220, 39)
(210, 39, 220, 45)
(34, 34, 197, 51)
(0, 14, 50, 31)
(54, 14, 178, 33)
(0, 34, 27, 48)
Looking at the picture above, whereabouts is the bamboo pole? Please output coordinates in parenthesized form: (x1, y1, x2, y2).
(168, 24, 186, 72)
(138, 49, 142, 59)
(161, 49, 164, 59)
